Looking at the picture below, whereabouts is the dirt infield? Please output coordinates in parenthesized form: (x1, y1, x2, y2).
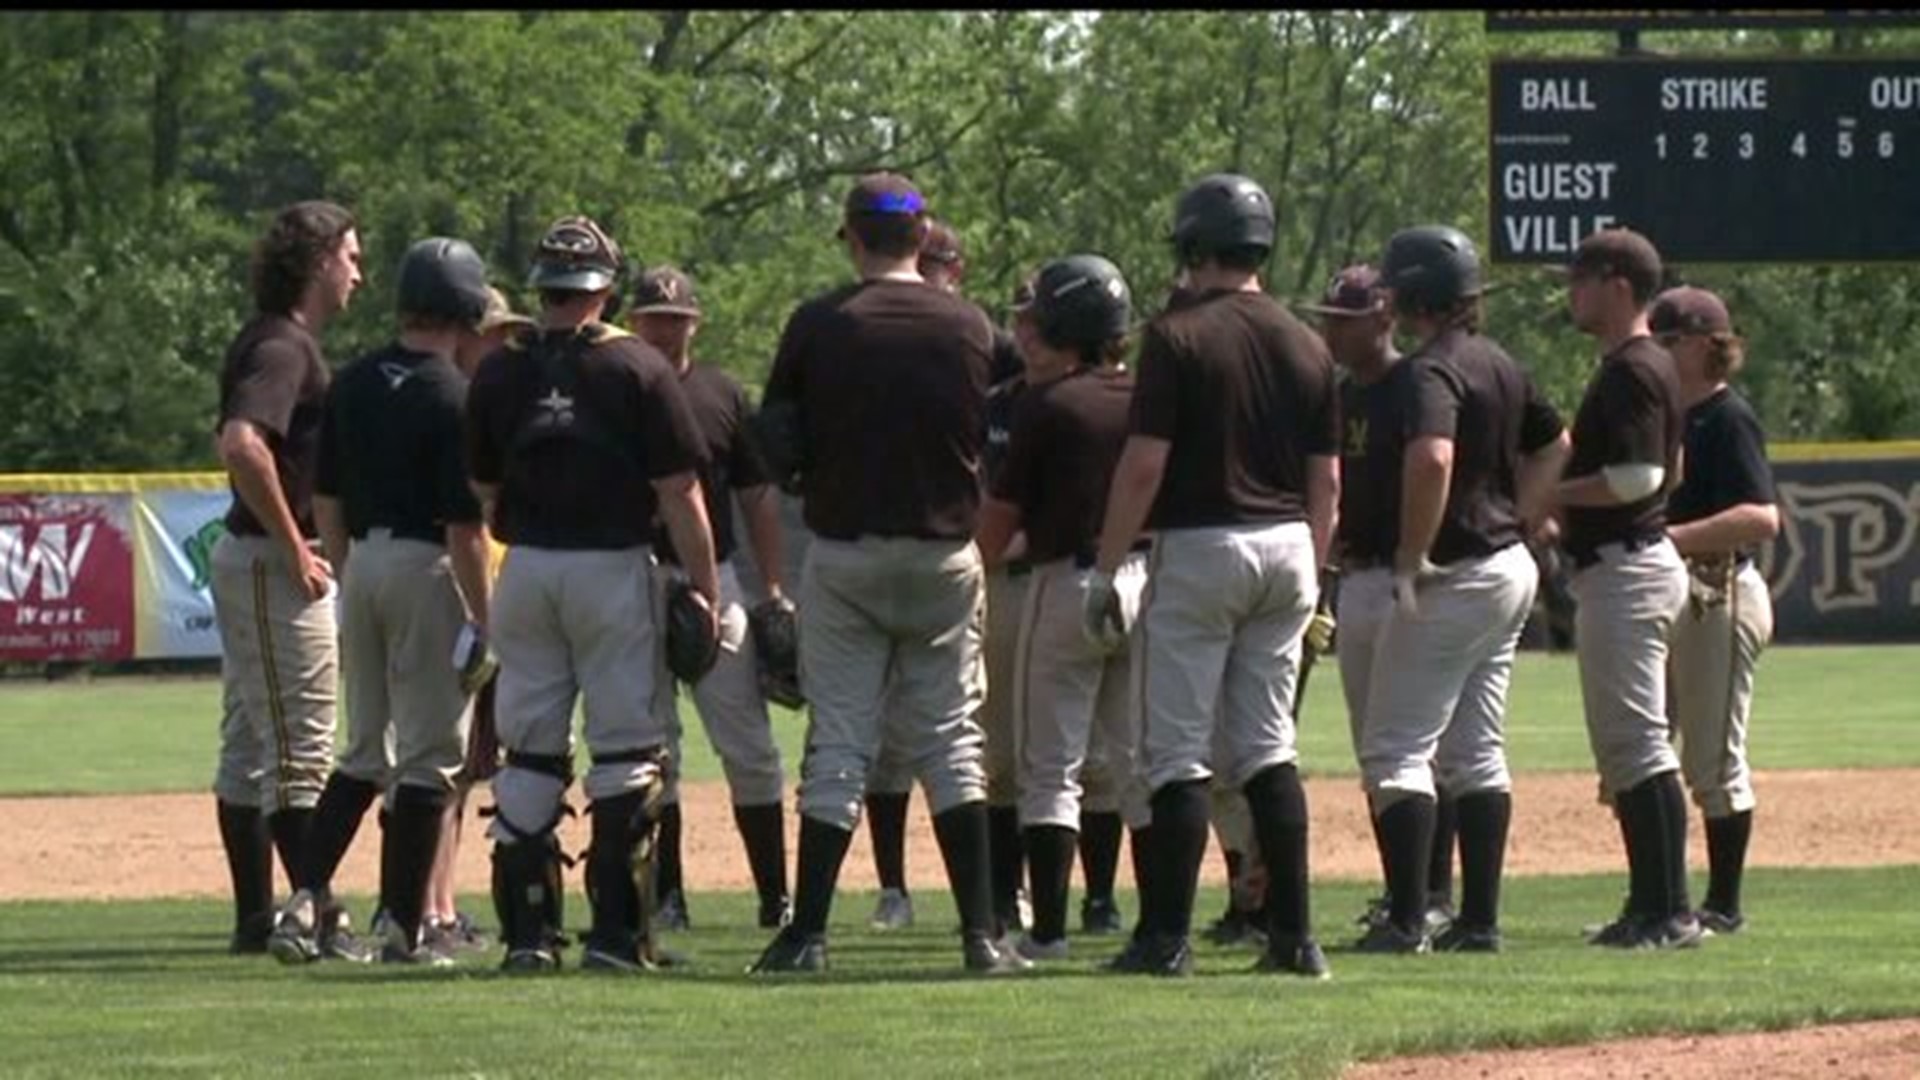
(2, 767, 1916, 901)
(4, 767, 1917, 1076)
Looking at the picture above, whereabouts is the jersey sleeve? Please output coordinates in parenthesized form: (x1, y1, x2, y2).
(314, 377, 344, 498)
(1718, 402, 1777, 507)
(726, 379, 771, 490)
(222, 337, 308, 439)
(1407, 357, 1463, 441)
(1128, 324, 1180, 440)
(1598, 362, 1667, 467)
(762, 304, 813, 411)
(637, 360, 707, 480)
(1304, 344, 1341, 456)
(1519, 372, 1566, 454)
(990, 391, 1048, 510)
(464, 357, 506, 486)
(435, 373, 483, 524)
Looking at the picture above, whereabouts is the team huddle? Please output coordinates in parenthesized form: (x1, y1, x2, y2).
(205, 170, 1778, 977)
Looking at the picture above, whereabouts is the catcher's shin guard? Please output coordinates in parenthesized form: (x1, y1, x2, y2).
(583, 780, 667, 959)
(491, 831, 568, 954)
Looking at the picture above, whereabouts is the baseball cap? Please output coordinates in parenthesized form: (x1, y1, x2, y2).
(1298, 264, 1387, 317)
(844, 172, 927, 218)
(527, 215, 623, 292)
(1560, 227, 1663, 299)
(630, 265, 701, 317)
(1649, 286, 1731, 336)
(476, 286, 534, 334)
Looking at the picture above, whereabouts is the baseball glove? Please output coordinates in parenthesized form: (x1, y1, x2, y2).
(664, 580, 720, 684)
(749, 596, 803, 709)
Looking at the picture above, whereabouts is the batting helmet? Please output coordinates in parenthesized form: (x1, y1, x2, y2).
(1171, 174, 1275, 262)
(1029, 254, 1132, 349)
(527, 215, 624, 293)
(1381, 225, 1484, 315)
(396, 237, 492, 326)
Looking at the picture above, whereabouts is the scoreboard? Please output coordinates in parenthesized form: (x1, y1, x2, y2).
(1489, 58, 1920, 263)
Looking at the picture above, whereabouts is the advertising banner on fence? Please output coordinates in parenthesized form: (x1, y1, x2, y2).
(133, 487, 233, 658)
(0, 491, 137, 661)
(1762, 448, 1920, 644)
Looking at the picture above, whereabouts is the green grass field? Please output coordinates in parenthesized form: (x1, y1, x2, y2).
(0, 644, 1915, 797)
(2, 644, 1917, 1076)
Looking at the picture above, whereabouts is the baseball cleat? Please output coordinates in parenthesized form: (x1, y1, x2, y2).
(316, 908, 375, 964)
(229, 912, 275, 956)
(1623, 912, 1706, 950)
(1352, 919, 1432, 955)
(501, 946, 560, 974)
(1696, 908, 1746, 936)
(1014, 933, 1071, 963)
(1255, 936, 1332, 980)
(656, 889, 691, 932)
(758, 894, 794, 930)
(267, 890, 321, 966)
(423, 912, 490, 954)
(1203, 907, 1268, 949)
(1355, 893, 1393, 930)
(1106, 931, 1194, 977)
(1080, 896, 1124, 936)
(1431, 922, 1503, 954)
(581, 940, 656, 975)
(964, 932, 1035, 975)
(748, 929, 829, 975)
(869, 887, 914, 931)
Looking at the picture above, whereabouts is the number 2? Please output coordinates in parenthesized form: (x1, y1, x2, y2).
(1693, 132, 1709, 160)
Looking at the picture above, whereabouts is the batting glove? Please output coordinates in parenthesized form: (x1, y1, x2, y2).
(1082, 569, 1128, 653)
(1305, 609, 1337, 655)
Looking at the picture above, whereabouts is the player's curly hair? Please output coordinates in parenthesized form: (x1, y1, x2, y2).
(250, 200, 358, 315)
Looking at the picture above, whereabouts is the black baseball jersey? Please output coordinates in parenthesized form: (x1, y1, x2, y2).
(1334, 362, 1417, 566)
(1130, 289, 1339, 529)
(217, 314, 330, 539)
(992, 367, 1134, 565)
(465, 324, 705, 551)
(762, 279, 993, 542)
(1667, 386, 1776, 551)
(1563, 336, 1685, 562)
(316, 343, 480, 541)
(655, 363, 769, 566)
(983, 374, 1026, 486)
(1407, 328, 1565, 565)
(990, 325, 1024, 387)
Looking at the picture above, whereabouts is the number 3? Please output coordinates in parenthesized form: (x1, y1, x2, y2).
(1738, 132, 1754, 159)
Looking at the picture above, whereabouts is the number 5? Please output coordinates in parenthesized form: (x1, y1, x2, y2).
(1839, 130, 1855, 158)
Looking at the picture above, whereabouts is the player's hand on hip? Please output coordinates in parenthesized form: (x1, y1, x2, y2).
(1082, 569, 1128, 653)
(1392, 551, 1439, 618)
(293, 547, 334, 602)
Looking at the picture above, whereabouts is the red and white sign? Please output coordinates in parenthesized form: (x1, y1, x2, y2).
(0, 494, 134, 661)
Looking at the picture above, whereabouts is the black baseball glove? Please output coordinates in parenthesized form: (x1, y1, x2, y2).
(664, 579, 720, 684)
(749, 596, 803, 710)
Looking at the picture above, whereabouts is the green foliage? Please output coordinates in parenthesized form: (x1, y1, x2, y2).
(2, 11, 1917, 472)
(4, 869, 1920, 1078)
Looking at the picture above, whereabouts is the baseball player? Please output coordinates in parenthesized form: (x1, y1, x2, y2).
(465, 215, 719, 974)
(973, 254, 1142, 962)
(269, 237, 498, 966)
(1350, 227, 1569, 954)
(419, 287, 533, 954)
(1549, 227, 1697, 950)
(1091, 173, 1339, 978)
(748, 173, 1028, 976)
(627, 264, 793, 933)
(210, 200, 361, 957)
(1655, 286, 1777, 936)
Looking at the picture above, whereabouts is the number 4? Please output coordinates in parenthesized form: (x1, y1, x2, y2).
(1791, 132, 1808, 158)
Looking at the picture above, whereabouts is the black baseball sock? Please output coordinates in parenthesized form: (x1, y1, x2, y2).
(303, 773, 380, 898)
(1620, 774, 1675, 918)
(1429, 785, 1458, 909)
(1375, 795, 1437, 932)
(1128, 825, 1158, 937)
(1612, 790, 1650, 920)
(1653, 770, 1692, 917)
(1148, 781, 1210, 938)
(216, 800, 273, 936)
(1455, 791, 1512, 930)
(1024, 825, 1077, 944)
(381, 784, 448, 947)
(1244, 763, 1313, 942)
(865, 791, 911, 893)
(1222, 848, 1248, 917)
(1078, 810, 1123, 903)
(267, 806, 316, 893)
(1704, 810, 1753, 916)
(931, 801, 996, 938)
(790, 814, 854, 937)
(655, 801, 684, 902)
(987, 804, 1025, 931)
(734, 802, 789, 908)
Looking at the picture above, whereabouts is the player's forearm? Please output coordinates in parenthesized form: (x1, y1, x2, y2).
(312, 495, 350, 577)
(1667, 503, 1779, 556)
(221, 426, 309, 563)
(470, 481, 500, 534)
(446, 521, 492, 630)
(1517, 432, 1572, 526)
(738, 484, 787, 598)
(1095, 439, 1167, 574)
(1306, 454, 1339, 567)
(658, 476, 720, 604)
(1395, 437, 1452, 570)
(973, 498, 1023, 568)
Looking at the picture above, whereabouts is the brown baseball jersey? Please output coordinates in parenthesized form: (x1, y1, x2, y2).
(654, 363, 769, 566)
(1563, 336, 1684, 564)
(762, 280, 993, 541)
(1130, 289, 1339, 529)
(316, 342, 481, 540)
(217, 314, 331, 538)
(992, 368, 1135, 565)
(1335, 363, 1419, 567)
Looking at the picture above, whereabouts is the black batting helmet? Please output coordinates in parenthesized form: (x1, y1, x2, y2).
(527, 215, 624, 293)
(1171, 173, 1275, 262)
(1029, 254, 1132, 349)
(395, 237, 492, 326)
(1381, 225, 1484, 315)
